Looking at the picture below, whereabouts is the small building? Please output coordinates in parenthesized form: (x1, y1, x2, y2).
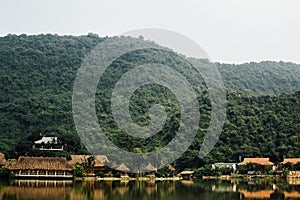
(68, 155, 91, 165)
(116, 163, 130, 177)
(116, 163, 130, 172)
(67, 155, 110, 175)
(33, 137, 63, 150)
(94, 155, 111, 175)
(8, 156, 73, 178)
(239, 158, 276, 170)
(212, 163, 237, 170)
(143, 163, 157, 172)
(179, 171, 194, 180)
(143, 163, 157, 177)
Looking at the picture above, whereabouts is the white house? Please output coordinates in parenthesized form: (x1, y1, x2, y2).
(33, 137, 63, 150)
(212, 163, 237, 170)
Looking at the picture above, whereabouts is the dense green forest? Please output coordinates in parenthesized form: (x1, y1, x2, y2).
(0, 34, 299, 171)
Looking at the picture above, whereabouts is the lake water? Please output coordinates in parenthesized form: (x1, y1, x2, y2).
(1, 179, 300, 199)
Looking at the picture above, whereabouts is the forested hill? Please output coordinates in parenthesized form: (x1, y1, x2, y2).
(0, 34, 299, 169)
(217, 61, 300, 96)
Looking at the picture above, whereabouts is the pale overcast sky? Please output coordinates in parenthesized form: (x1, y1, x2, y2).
(1, 0, 299, 64)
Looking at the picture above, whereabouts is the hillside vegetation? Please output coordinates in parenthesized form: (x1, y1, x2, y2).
(0, 34, 299, 170)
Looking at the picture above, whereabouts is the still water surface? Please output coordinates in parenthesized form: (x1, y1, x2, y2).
(1, 179, 300, 199)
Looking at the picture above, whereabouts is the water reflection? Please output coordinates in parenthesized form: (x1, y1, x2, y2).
(1, 179, 300, 199)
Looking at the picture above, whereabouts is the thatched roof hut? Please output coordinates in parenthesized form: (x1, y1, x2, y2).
(115, 186, 129, 196)
(68, 155, 109, 167)
(116, 163, 130, 172)
(179, 171, 194, 180)
(94, 155, 109, 167)
(68, 155, 90, 165)
(239, 158, 274, 166)
(143, 163, 157, 172)
(8, 156, 73, 171)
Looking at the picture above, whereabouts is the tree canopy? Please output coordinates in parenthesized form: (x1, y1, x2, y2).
(0, 34, 299, 171)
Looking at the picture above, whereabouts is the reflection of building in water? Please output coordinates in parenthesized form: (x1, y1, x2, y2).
(12, 180, 72, 187)
(180, 180, 194, 185)
(0, 185, 72, 200)
(0, 180, 106, 200)
(284, 191, 300, 198)
(145, 185, 157, 195)
(115, 186, 129, 197)
(211, 183, 237, 192)
(239, 190, 275, 199)
(168, 184, 175, 193)
(93, 189, 105, 200)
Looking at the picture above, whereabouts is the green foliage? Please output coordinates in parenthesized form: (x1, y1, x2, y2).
(0, 34, 102, 157)
(237, 163, 273, 175)
(0, 166, 10, 178)
(217, 61, 300, 95)
(72, 163, 86, 177)
(195, 165, 233, 177)
(278, 162, 300, 172)
(72, 156, 95, 177)
(0, 34, 299, 172)
(80, 156, 95, 174)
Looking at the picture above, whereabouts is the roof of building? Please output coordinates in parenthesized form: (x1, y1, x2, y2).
(116, 163, 130, 172)
(143, 163, 157, 172)
(94, 155, 109, 167)
(239, 158, 274, 165)
(8, 156, 73, 171)
(281, 158, 300, 165)
(34, 137, 58, 144)
(68, 155, 109, 167)
(68, 155, 90, 165)
(213, 163, 237, 165)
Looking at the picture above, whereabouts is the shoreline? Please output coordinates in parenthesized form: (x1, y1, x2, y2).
(5, 174, 300, 181)
(75, 176, 182, 181)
